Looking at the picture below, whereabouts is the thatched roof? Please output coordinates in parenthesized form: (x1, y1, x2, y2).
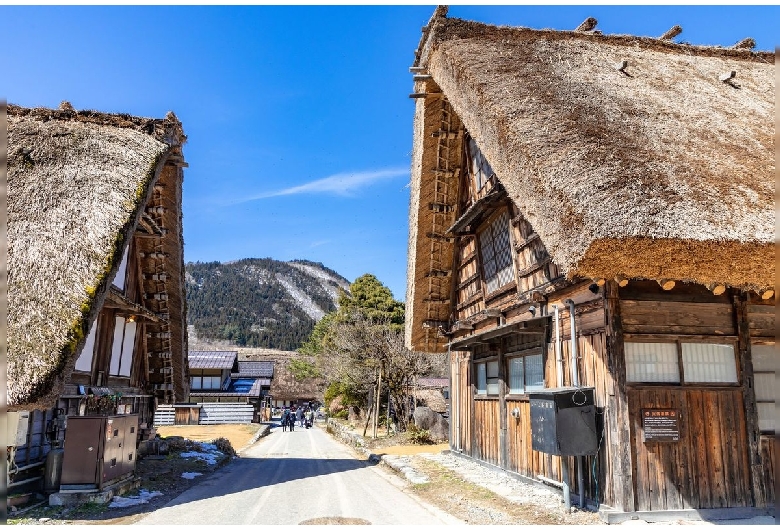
(8, 103, 187, 408)
(406, 11, 774, 350)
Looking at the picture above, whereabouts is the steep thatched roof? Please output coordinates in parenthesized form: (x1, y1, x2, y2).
(406, 12, 774, 350)
(8, 103, 187, 408)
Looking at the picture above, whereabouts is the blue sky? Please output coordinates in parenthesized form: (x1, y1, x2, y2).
(4, 5, 778, 301)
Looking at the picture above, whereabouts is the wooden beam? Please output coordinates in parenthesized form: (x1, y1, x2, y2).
(413, 74, 432, 81)
(575, 17, 598, 31)
(734, 293, 766, 506)
(604, 280, 636, 511)
(659, 25, 682, 40)
(425, 269, 451, 278)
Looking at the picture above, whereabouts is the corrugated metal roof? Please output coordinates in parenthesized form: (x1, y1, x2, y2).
(236, 361, 274, 378)
(188, 351, 238, 370)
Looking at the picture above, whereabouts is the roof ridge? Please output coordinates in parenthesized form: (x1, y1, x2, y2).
(8, 103, 187, 146)
(417, 14, 774, 68)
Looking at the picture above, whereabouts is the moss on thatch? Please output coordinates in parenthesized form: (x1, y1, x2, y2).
(7, 104, 185, 408)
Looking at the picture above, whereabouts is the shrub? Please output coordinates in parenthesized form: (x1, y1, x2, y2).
(406, 424, 433, 445)
(212, 437, 236, 457)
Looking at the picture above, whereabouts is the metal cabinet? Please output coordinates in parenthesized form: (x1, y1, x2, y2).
(60, 414, 138, 490)
(529, 387, 598, 456)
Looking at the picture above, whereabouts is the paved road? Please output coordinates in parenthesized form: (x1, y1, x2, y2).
(137, 422, 459, 525)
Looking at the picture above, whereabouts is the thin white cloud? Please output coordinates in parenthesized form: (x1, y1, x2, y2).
(234, 167, 408, 203)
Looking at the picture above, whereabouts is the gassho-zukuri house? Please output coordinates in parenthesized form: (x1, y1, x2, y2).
(405, 8, 775, 521)
(7, 103, 189, 493)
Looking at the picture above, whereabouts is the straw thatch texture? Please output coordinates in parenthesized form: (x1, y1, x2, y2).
(7, 104, 185, 408)
(418, 18, 774, 291)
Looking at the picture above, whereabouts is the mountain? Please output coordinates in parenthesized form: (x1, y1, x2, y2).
(185, 258, 351, 351)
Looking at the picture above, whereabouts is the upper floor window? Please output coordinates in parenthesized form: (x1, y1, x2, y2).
(467, 136, 495, 192)
(112, 246, 130, 291)
(478, 210, 515, 294)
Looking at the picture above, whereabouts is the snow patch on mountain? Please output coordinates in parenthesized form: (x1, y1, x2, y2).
(287, 262, 350, 303)
(275, 274, 325, 321)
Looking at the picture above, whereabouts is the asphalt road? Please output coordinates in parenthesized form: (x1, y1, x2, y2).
(136, 421, 460, 525)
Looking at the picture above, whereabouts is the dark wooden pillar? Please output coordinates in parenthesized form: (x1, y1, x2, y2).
(604, 280, 636, 511)
(469, 351, 476, 457)
(734, 293, 765, 507)
(498, 339, 508, 470)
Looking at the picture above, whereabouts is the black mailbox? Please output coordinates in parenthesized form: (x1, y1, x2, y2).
(529, 387, 598, 456)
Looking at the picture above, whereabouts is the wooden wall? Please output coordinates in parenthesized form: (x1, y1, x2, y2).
(627, 387, 751, 510)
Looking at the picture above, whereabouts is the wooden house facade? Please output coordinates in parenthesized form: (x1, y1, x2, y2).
(405, 10, 775, 517)
(7, 103, 190, 483)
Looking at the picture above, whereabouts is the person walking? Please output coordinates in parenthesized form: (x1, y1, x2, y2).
(281, 407, 290, 432)
(296, 406, 304, 427)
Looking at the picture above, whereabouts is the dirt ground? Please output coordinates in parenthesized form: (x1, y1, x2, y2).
(8, 423, 265, 525)
(156, 423, 262, 452)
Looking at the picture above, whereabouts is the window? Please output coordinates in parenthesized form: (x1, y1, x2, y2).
(475, 360, 499, 395)
(190, 375, 223, 390)
(74, 321, 98, 373)
(112, 246, 130, 291)
(508, 353, 545, 393)
(479, 210, 515, 294)
(109, 316, 136, 377)
(752, 343, 777, 433)
(467, 136, 495, 191)
(625, 341, 737, 384)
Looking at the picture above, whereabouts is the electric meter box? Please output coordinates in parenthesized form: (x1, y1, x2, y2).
(529, 387, 598, 456)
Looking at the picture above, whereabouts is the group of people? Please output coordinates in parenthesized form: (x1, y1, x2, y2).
(279, 405, 315, 432)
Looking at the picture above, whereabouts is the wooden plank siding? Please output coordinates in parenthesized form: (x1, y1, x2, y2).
(759, 435, 775, 506)
(626, 387, 751, 510)
(620, 300, 735, 336)
(746, 303, 774, 339)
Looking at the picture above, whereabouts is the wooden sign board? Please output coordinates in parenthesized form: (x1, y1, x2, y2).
(642, 408, 681, 442)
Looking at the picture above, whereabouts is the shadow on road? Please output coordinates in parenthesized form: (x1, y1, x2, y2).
(160, 454, 378, 510)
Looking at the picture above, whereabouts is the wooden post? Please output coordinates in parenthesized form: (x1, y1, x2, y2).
(374, 367, 383, 439)
(498, 339, 508, 470)
(604, 280, 636, 511)
(469, 353, 476, 457)
(734, 293, 766, 507)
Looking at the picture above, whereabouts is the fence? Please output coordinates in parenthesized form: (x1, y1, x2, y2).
(153, 403, 254, 426)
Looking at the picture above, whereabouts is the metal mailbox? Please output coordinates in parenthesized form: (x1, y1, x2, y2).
(529, 387, 598, 456)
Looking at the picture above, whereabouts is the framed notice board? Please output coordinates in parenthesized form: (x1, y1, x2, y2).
(641, 408, 681, 442)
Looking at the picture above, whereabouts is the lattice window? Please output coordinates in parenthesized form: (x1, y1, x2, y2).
(479, 210, 515, 294)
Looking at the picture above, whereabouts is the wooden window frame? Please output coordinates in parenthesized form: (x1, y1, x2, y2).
(477, 209, 516, 298)
(624, 336, 741, 387)
(473, 357, 500, 399)
(750, 341, 776, 434)
(505, 347, 546, 397)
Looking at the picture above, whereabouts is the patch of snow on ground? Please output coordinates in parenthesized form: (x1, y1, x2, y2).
(275, 274, 325, 320)
(180, 442, 224, 465)
(109, 490, 163, 508)
(181, 472, 203, 480)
